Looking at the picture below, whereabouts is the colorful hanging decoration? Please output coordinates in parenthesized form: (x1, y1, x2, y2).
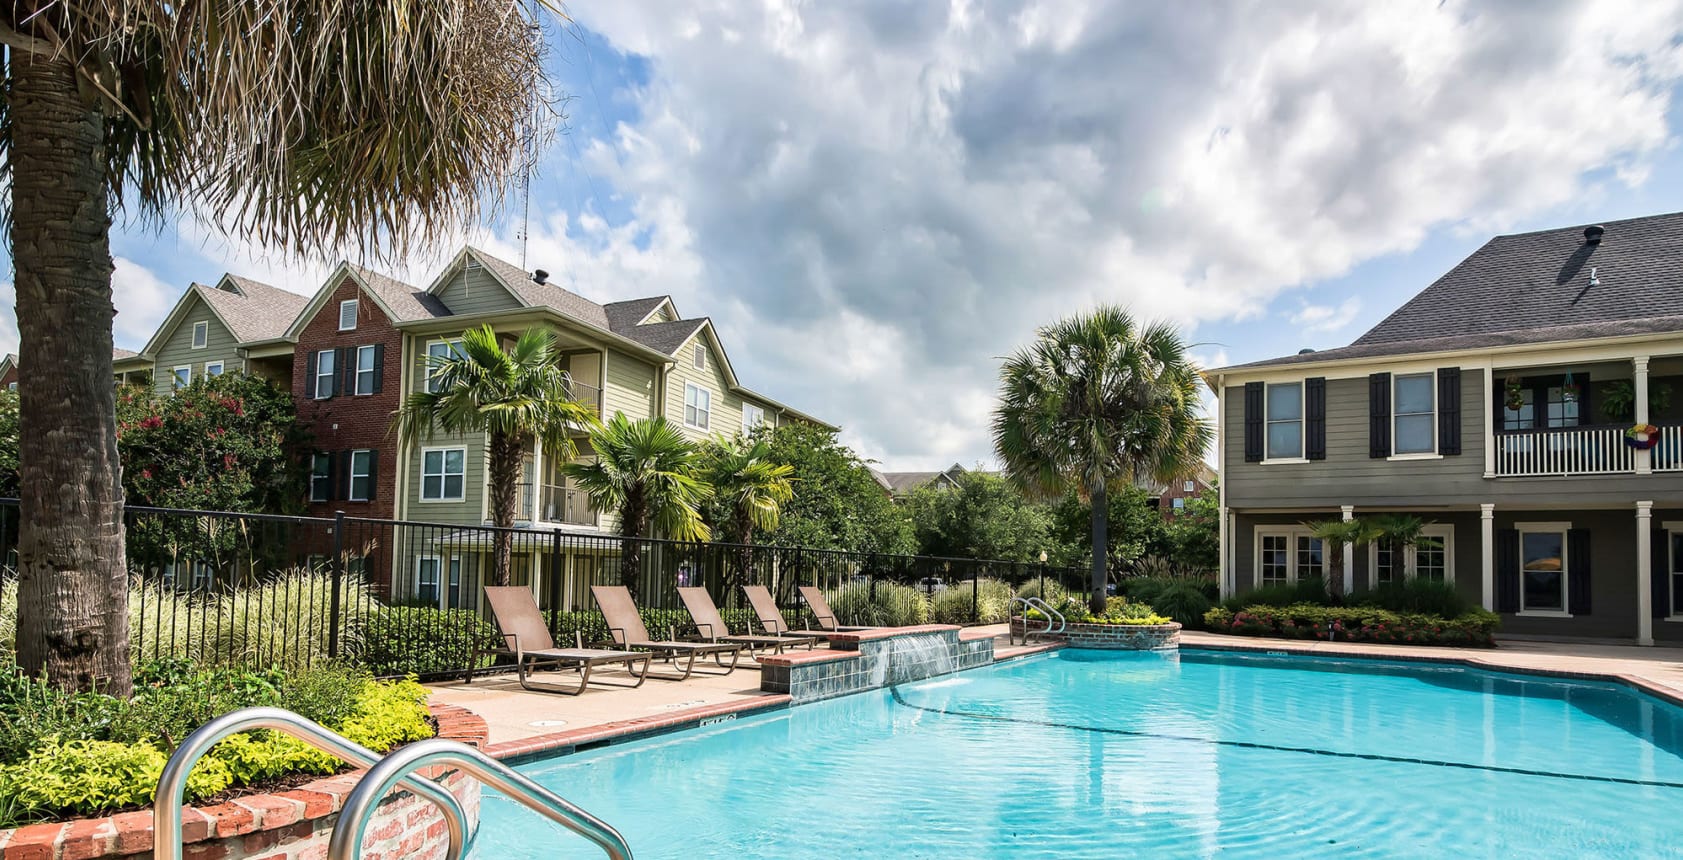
(1625, 424, 1660, 450)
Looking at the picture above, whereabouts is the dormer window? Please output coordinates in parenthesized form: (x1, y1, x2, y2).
(191, 321, 208, 349)
(693, 344, 706, 370)
(339, 299, 358, 331)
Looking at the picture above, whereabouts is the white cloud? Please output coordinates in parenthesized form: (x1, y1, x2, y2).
(0, 281, 16, 357)
(112, 257, 181, 351)
(1288, 298, 1362, 335)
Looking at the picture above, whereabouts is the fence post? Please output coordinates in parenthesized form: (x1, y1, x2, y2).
(548, 529, 564, 638)
(327, 511, 345, 660)
(972, 565, 979, 623)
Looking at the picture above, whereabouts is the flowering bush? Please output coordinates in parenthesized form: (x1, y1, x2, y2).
(1202, 603, 1498, 647)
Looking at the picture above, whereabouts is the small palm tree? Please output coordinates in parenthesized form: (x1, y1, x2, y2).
(1304, 518, 1384, 600)
(994, 306, 1212, 613)
(702, 436, 795, 590)
(563, 415, 712, 597)
(1368, 513, 1434, 583)
(395, 325, 598, 586)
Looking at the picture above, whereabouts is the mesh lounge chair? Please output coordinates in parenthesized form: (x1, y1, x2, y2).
(678, 587, 813, 655)
(798, 585, 876, 633)
(740, 585, 827, 646)
(480, 586, 651, 695)
(591, 585, 743, 680)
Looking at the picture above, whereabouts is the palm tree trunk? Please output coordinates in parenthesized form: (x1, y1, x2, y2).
(619, 489, 645, 598)
(1089, 481, 1108, 614)
(10, 55, 133, 695)
(487, 432, 520, 586)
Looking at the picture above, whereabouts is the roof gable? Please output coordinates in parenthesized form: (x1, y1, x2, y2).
(284, 263, 448, 338)
(198, 275, 308, 343)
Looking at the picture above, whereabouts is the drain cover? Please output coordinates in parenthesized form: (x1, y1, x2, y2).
(659, 700, 707, 710)
(528, 719, 569, 728)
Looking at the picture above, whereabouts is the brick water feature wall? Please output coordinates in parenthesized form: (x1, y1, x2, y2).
(1010, 619, 1183, 650)
(0, 704, 487, 860)
(760, 625, 998, 704)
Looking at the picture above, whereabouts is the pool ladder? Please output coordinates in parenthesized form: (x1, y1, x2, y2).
(1009, 596, 1066, 646)
(153, 707, 634, 860)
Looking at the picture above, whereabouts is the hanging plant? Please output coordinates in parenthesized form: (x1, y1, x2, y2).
(1561, 371, 1580, 403)
(1503, 377, 1525, 412)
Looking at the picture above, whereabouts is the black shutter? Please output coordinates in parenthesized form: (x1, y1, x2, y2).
(339, 347, 354, 396)
(1568, 528, 1592, 615)
(1495, 528, 1520, 613)
(365, 450, 379, 502)
(372, 344, 385, 393)
(305, 351, 319, 400)
(1369, 372, 1392, 459)
(339, 450, 353, 501)
(1437, 367, 1462, 455)
(1243, 382, 1264, 462)
(1653, 530, 1670, 620)
(1305, 377, 1327, 461)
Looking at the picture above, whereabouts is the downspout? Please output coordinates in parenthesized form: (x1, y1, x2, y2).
(1217, 372, 1230, 600)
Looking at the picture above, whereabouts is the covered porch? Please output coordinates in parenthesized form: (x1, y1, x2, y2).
(1485, 354, 1683, 477)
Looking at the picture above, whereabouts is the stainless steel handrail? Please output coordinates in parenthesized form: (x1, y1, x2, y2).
(1009, 596, 1066, 645)
(328, 738, 634, 860)
(154, 707, 469, 860)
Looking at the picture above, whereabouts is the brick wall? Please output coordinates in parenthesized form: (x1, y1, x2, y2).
(1157, 475, 1210, 519)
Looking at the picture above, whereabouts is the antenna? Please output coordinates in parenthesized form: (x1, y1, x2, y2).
(518, 99, 535, 271)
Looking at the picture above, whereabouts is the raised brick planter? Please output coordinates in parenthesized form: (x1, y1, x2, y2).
(1011, 618, 1182, 650)
(0, 704, 488, 860)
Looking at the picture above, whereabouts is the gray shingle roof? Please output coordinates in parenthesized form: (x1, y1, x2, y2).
(619, 318, 708, 356)
(603, 297, 669, 333)
(198, 277, 308, 343)
(470, 248, 611, 330)
(347, 264, 451, 322)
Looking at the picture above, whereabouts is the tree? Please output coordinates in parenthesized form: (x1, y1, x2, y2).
(752, 423, 914, 556)
(562, 415, 711, 596)
(906, 470, 1054, 562)
(701, 435, 795, 589)
(1303, 518, 1383, 599)
(1046, 483, 1167, 574)
(1164, 484, 1221, 573)
(993, 306, 1212, 613)
(3, 2, 554, 694)
(396, 325, 595, 587)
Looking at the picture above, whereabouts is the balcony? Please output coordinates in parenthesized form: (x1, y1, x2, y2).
(540, 482, 598, 527)
(1492, 425, 1683, 477)
(564, 374, 602, 418)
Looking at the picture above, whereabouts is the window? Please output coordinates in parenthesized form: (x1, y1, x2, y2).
(1171, 497, 1186, 511)
(1183, 480, 1196, 493)
(426, 339, 464, 393)
(173, 366, 191, 389)
(1544, 385, 1579, 429)
(1415, 531, 1449, 581)
(1520, 527, 1568, 612)
(693, 344, 706, 370)
(417, 556, 464, 609)
(348, 450, 374, 502)
(1670, 531, 1683, 618)
(1502, 388, 1535, 431)
(355, 345, 377, 395)
(314, 349, 335, 399)
(1375, 541, 1398, 584)
(309, 453, 332, 502)
(1260, 535, 1290, 585)
(684, 383, 711, 429)
(1256, 528, 1324, 586)
(191, 321, 208, 349)
(339, 299, 358, 331)
(1296, 536, 1324, 580)
(5, 383, 14, 392)
(421, 448, 466, 501)
(1372, 525, 1453, 584)
(1265, 382, 1303, 460)
(742, 403, 765, 434)
(204, 361, 224, 377)
(1393, 374, 1435, 455)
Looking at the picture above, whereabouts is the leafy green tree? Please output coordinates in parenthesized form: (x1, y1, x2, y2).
(994, 306, 1212, 612)
(905, 470, 1054, 562)
(395, 326, 597, 586)
(1047, 484, 1168, 573)
(752, 423, 914, 556)
(1164, 484, 1221, 572)
(0, 391, 18, 499)
(701, 435, 796, 590)
(563, 415, 712, 596)
(3, 1, 555, 694)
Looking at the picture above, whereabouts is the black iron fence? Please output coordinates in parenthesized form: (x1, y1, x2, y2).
(0, 500, 1089, 679)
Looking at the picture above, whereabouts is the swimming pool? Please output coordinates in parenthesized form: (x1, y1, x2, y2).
(471, 649, 1683, 858)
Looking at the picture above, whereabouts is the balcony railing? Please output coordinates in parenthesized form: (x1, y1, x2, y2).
(540, 483, 598, 527)
(564, 375, 602, 417)
(1493, 425, 1636, 477)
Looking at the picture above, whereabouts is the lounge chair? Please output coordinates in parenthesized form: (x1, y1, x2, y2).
(591, 585, 743, 680)
(479, 586, 651, 695)
(798, 585, 876, 633)
(678, 586, 813, 655)
(740, 585, 827, 647)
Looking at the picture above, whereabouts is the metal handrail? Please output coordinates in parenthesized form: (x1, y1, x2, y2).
(154, 707, 469, 860)
(1009, 596, 1066, 645)
(328, 738, 634, 860)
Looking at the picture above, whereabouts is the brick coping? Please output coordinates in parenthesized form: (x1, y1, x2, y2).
(756, 649, 861, 667)
(0, 703, 488, 860)
(822, 624, 962, 645)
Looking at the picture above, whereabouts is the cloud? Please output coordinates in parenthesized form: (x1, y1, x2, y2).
(112, 257, 181, 351)
(1289, 299, 1362, 335)
(545, 0, 1683, 469)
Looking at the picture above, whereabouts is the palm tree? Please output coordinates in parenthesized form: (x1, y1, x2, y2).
(562, 415, 712, 597)
(993, 306, 1212, 613)
(395, 325, 598, 587)
(1304, 518, 1383, 600)
(702, 435, 795, 590)
(1368, 513, 1433, 585)
(3, 1, 555, 694)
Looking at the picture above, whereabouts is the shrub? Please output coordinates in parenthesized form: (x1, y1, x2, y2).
(1146, 579, 1214, 629)
(1014, 579, 1071, 605)
(117, 660, 284, 748)
(1220, 577, 1329, 612)
(128, 570, 369, 672)
(353, 606, 498, 677)
(824, 582, 931, 627)
(1201, 603, 1499, 647)
(0, 738, 234, 819)
(0, 675, 129, 765)
(279, 663, 371, 729)
(930, 578, 1014, 624)
(0, 579, 15, 665)
(1354, 579, 1469, 618)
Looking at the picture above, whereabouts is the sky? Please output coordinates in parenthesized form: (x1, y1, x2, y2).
(6, 0, 1683, 471)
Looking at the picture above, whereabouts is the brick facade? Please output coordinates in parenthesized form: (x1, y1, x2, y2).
(1157, 474, 1211, 518)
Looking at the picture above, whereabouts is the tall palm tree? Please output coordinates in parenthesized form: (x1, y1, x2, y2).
(395, 325, 596, 587)
(702, 435, 795, 590)
(2, 1, 555, 694)
(563, 415, 711, 598)
(1304, 517, 1383, 600)
(993, 306, 1212, 613)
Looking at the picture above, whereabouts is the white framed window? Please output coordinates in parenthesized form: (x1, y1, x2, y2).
(421, 447, 467, 501)
(1518, 523, 1570, 614)
(416, 555, 464, 609)
(6, 383, 14, 392)
(684, 383, 711, 429)
(1666, 524, 1683, 620)
(1265, 382, 1303, 460)
(693, 344, 706, 370)
(173, 366, 192, 389)
(355, 345, 377, 395)
(1393, 373, 1436, 455)
(309, 453, 332, 503)
(742, 403, 765, 434)
(426, 339, 464, 393)
(191, 321, 208, 349)
(1370, 525, 1454, 584)
(204, 361, 224, 377)
(348, 449, 374, 502)
(1183, 480, 1196, 492)
(314, 349, 336, 399)
(338, 299, 359, 331)
(1172, 497, 1186, 511)
(1255, 527, 1324, 586)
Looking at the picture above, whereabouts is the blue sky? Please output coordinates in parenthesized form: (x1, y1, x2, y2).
(6, 1, 1683, 470)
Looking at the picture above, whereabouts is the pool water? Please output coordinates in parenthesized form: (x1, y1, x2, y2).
(471, 650, 1683, 858)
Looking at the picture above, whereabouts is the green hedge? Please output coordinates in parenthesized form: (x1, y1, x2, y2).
(1203, 603, 1499, 647)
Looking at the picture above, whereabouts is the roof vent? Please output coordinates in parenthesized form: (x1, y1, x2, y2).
(1297, 348, 1316, 355)
(1584, 224, 1605, 244)
(532, 269, 549, 285)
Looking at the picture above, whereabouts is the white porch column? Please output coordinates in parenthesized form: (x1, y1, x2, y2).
(1636, 356, 1653, 475)
(1218, 506, 1230, 600)
(1341, 505, 1355, 595)
(1638, 500, 1654, 646)
(1482, 363, 1496, 478)
(1480, 504, 1496, 611)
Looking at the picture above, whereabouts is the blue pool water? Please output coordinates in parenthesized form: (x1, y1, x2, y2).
(471, 650, 1683, 858)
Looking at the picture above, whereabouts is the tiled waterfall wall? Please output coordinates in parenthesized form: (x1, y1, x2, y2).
(760, 625, 994, 704)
